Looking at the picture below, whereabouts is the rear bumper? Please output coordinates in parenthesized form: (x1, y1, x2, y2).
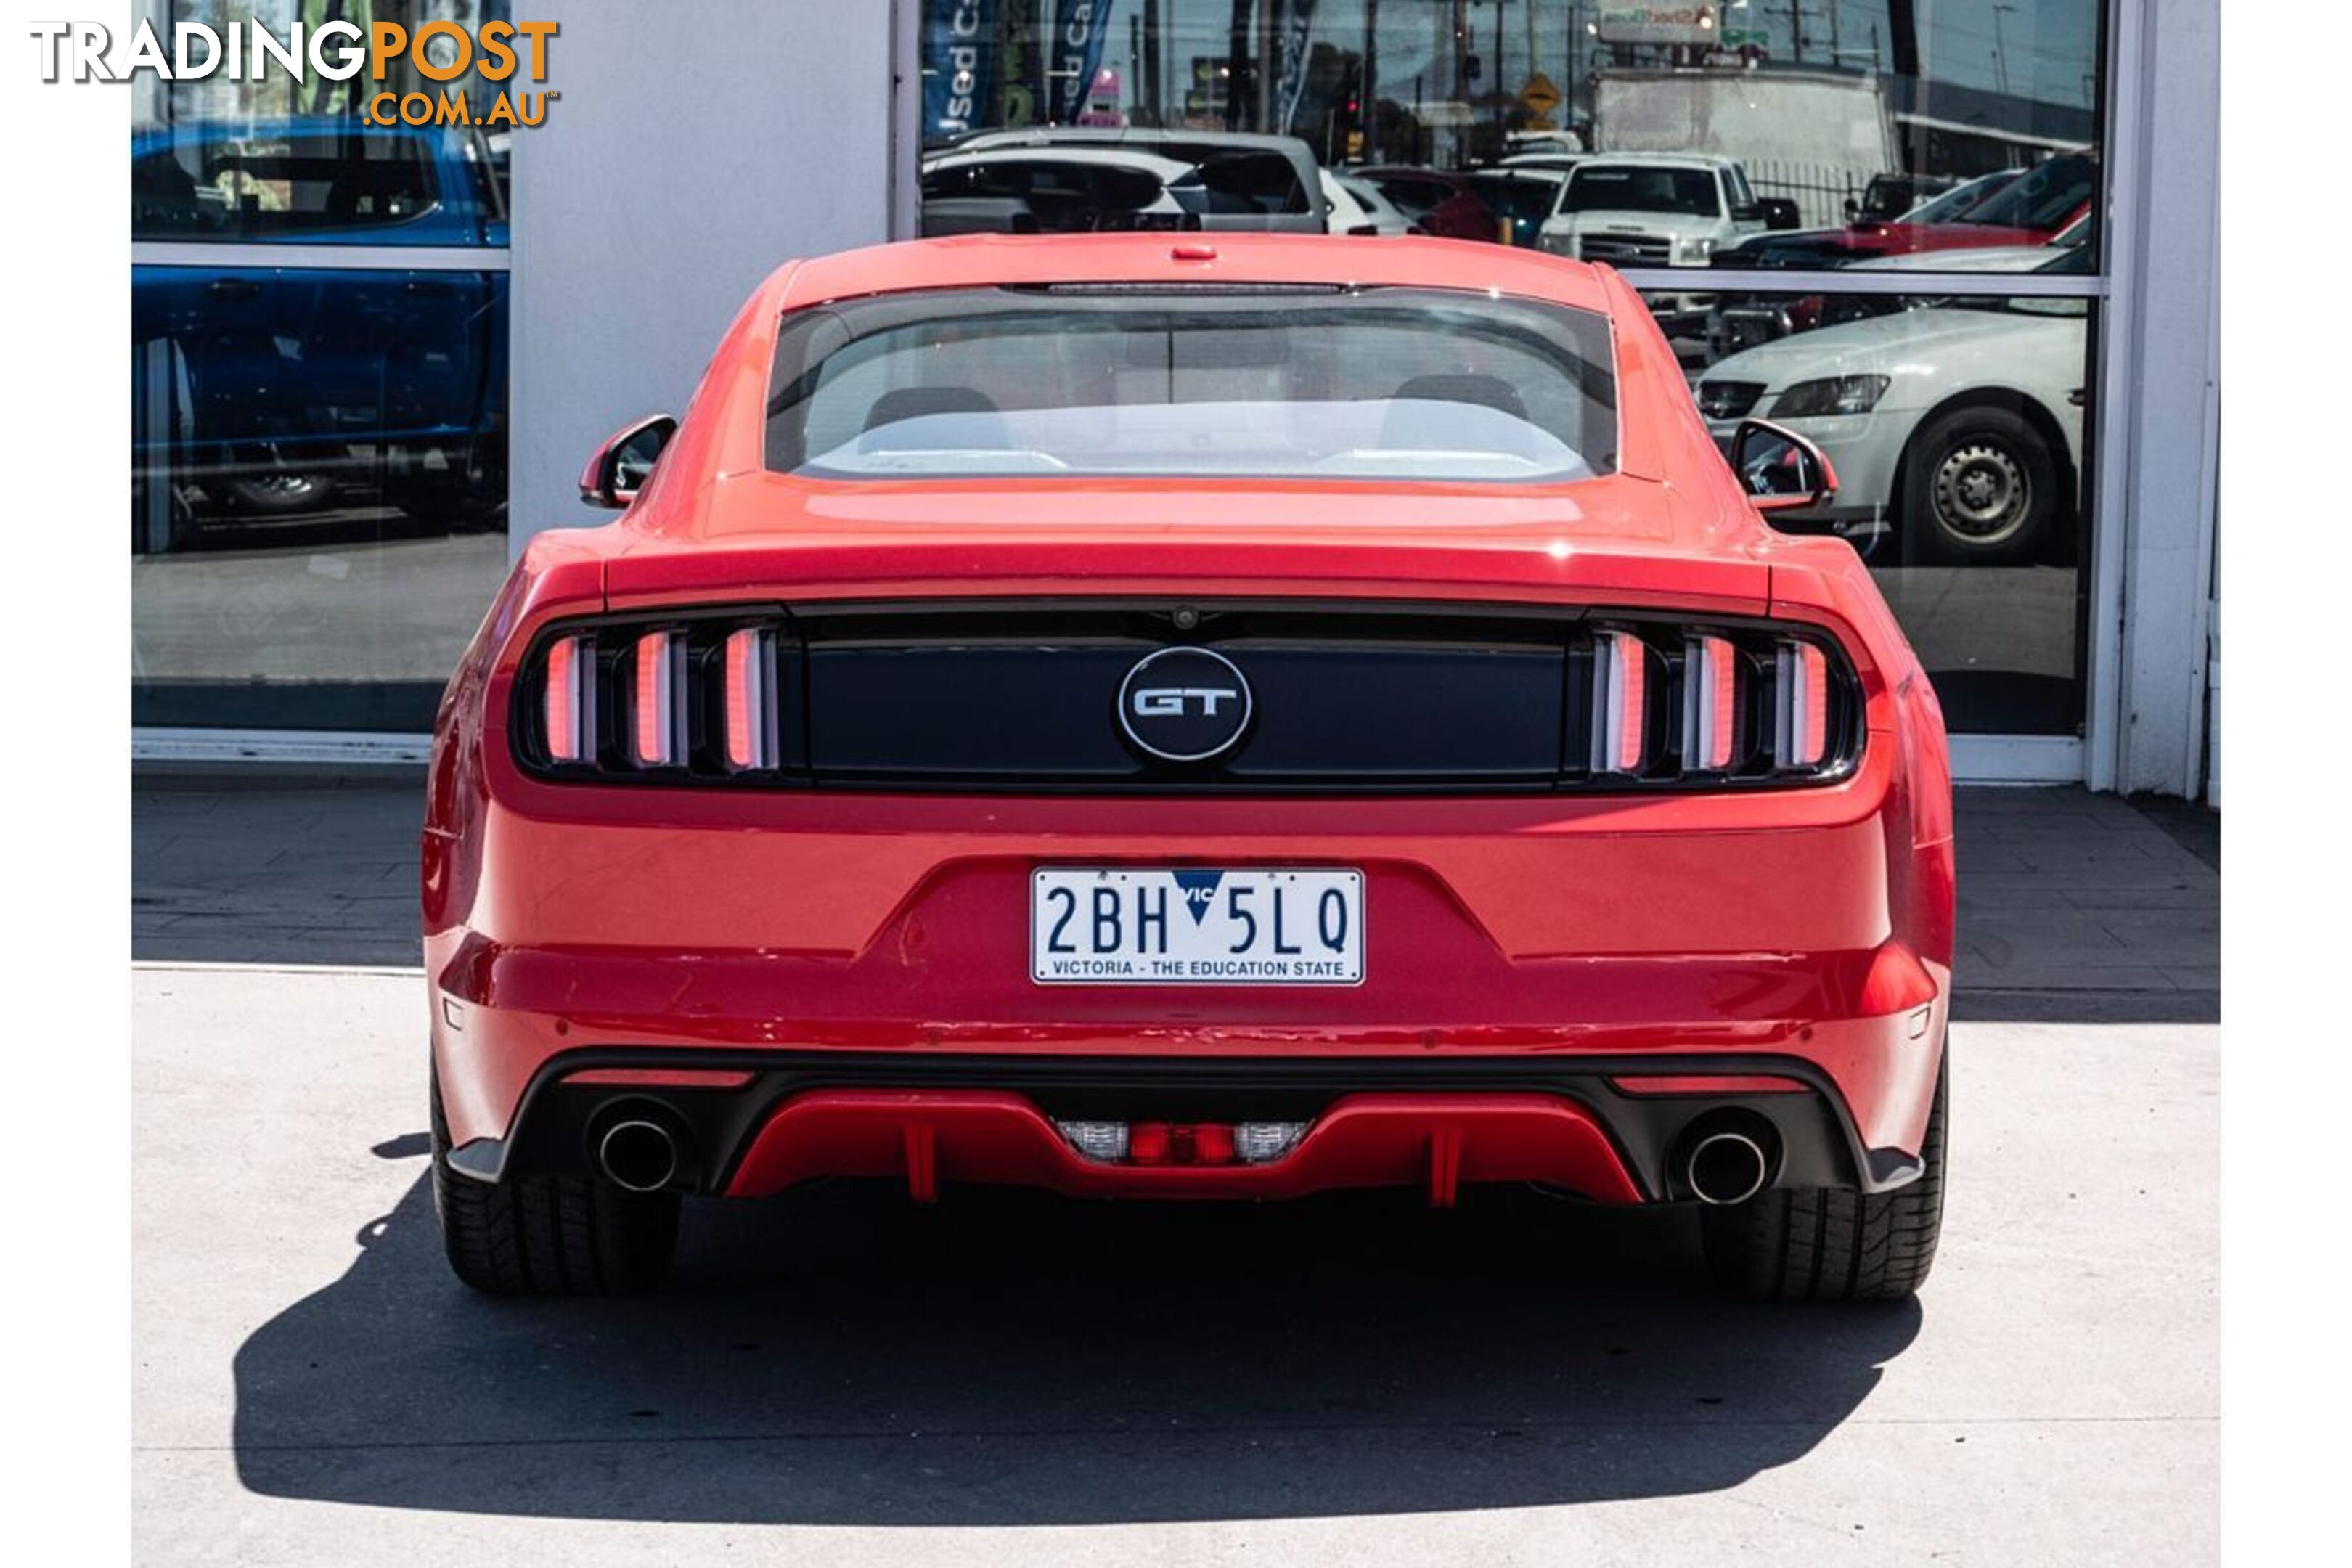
(428, 737, 1954, 1203)
(445, 1046, 1929, 1205)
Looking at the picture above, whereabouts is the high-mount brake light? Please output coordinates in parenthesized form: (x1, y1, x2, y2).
(1682, 634, 1741, 772)
(1591, 629, 1650, 775)
(631, 630, 685, 768)
(1774, 640, 1830, 770)
(542, 634, 591, 764)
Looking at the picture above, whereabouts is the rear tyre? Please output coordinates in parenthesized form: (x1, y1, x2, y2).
(1701, 1050, 1947, 1302)
(430, 1063, 679, 1296)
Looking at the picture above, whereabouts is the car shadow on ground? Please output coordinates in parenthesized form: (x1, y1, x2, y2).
(232, 1155, 1920, 1527)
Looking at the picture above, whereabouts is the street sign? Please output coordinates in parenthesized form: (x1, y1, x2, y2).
(1520, 73, 1562, 116)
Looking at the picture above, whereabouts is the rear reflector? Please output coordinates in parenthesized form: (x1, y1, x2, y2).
(1681, 634, 1740, 772)
(542, 635, 590, 763)
(1774, 640, 1830, 770)
(724, 628, 774, 771)
(631, 631, 683, 768)
(1608, 1074, 1809, 1096)
(565, 1067, 756, 1089)
(1591, 629, 1649, 775)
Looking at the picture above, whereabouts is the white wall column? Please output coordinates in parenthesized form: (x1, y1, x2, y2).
(510, 1, 905, 553)
(2105, 0, 2221, 796)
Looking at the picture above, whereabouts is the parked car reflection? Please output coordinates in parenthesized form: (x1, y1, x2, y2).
(131, 117, 508, 552)
(1697, 293, 2088, 565)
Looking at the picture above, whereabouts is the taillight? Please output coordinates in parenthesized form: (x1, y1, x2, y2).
(521, 613, 796, 780)
(541, 634, 591, 764)
(1577, 624, 1855, 784)
(724, 628, 775, 771)
(1681, 634, 1741, 773)
(1590, 629, 1654, 775)
(630, 630, 684, 769)
(1774, 640, 1831, 770)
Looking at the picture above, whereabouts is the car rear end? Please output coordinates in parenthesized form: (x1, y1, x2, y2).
(425, 237, 1953, 1299)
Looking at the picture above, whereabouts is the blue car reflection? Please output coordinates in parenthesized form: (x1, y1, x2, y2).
(131, 117, 508, 547)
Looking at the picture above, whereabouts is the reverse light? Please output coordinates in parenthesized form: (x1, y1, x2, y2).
(541, 634, 591, 763)
(1233, 1121, 1310, 1164)
(1681, 634, 1741, 772)
(1774, 640, 1831, 769)
(1591, 629, 1651, 775)
(1055, 1120, 1130, 1163)
(724, 628, 776, 771)
(630, 630, 685, 768)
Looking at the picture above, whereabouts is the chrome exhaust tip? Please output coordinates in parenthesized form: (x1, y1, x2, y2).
(596, 1118, 679, 1193)
(1685, 1130, 1770, 1206)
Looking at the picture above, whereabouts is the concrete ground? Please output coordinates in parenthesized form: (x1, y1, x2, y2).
(132, 778, 2218, 1565)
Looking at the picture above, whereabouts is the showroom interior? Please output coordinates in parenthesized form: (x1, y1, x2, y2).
(127, 0, 2217, 799)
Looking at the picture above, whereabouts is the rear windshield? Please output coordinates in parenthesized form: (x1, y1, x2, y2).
(764, 286, 1618, 484)
(1961, 153, 2096, 229)
(1559, 165, 1720, 217)
(1469, 173, 1564, 220)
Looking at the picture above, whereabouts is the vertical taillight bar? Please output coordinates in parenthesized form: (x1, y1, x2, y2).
(542, 634, 591, 764)
(1774, 640, 1830, 770)
(1682, 634, 1739, 772)
(630, 630, 685, 768)
(723, 627, 775, 771)
(1591, 629, 1649, 775)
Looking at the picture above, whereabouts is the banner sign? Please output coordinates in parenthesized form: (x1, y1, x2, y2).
(1275, 0, 1319, 131)
(923, 0, 998, 139)
(1593, 4, 1722, 48)
(1051, 1, 1111, 126)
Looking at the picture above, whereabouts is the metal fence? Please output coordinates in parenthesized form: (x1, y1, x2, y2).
(1742, 159, 1868, 232)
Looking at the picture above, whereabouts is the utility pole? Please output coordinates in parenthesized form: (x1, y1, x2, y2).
(1364, 0, 1381, 162)
(1451, 0, 1469, 166)
(1886, 0, 1920, 79)
(1225, 0, 1251, 131)
(1567, 0, 1582, 140)
(1495, 0, 1507, 143)
(1991, 3, 2016, 96)
(1789, 0, 1803, 64)
(1142, 0, 1162, 126)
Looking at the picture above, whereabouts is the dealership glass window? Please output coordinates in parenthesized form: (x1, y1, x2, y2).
(1686, 287, 2094, 734)
(916, 0, 2107, 738)
(131, 1, 514, 732)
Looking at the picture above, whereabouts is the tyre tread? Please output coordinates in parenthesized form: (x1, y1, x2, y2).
(430, 1066, 678, 1296)
(1703, 1052, 1947, 1302)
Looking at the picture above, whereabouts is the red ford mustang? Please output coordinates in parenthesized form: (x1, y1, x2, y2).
(423, 233, 1954, 1299)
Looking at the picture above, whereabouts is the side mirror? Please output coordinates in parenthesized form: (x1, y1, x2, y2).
(1729, 417, 1838, 514)
(1760, 197, 1802, 230)
(579, 414, 677, 509)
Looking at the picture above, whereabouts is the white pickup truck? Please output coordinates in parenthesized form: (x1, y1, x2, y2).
(1536, 153, 1774, 334)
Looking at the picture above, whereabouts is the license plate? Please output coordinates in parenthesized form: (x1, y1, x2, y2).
(1031, 867, 1365, 986)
